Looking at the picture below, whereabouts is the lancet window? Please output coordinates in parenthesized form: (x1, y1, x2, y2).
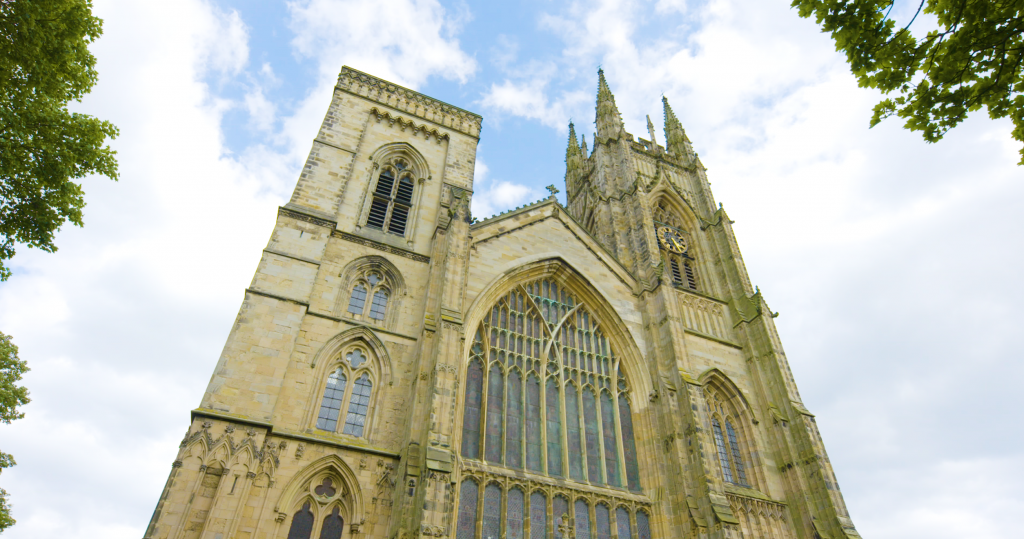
(314, 348, 375, 438)
(341, 267, 393, 324)
(366, 157, 415, 235)
(283, 473, 350, 539)
(705, 387, 751, 488)
(457, 277, 650, 539)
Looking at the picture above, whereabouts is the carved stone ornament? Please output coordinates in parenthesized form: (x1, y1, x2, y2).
(420, 524, 446, 537)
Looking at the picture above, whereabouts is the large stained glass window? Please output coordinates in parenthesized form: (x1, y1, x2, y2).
(460, 278, 641, 490)
(457, 277, 653, 539)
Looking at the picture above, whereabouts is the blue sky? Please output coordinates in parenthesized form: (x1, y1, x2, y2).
(1, 1, 1022, 538)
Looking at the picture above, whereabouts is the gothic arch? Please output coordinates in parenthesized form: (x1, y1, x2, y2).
(698, 368, 764, 490)
(274, 454, 365, 529)
(304, 327, 393, 442)
(335, 255, 406, 328)
(357, 142, 431, 240)
(462, 256, 651, 402)
(648, 189, 702, 236)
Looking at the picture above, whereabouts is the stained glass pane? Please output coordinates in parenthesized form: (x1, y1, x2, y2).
(315, 369, 347, 432)
(546, 379, 563, 476)
(485, 369, 505, 464)
(526, 374, 543, 472)
(618, 395, 641, 491)
(553, 496, 569, 538)
(347, 285, 367, 315)
(595, 505, 611, 539)
(583, 389, 602, 483)
(483, 483, 502, 539)
(615, 508, 631, 539)
(286, 502, 314, 539)
(508, 488, 525, 539)
(462, 359, 484, 459)
(456, 480, 478, 539)
(636, 511, 651, 539)
(368, 290, 388, 320)
(318, 507, 344, 539)
(600, 391, 620, 486)
(575, 500, 591, 539)
(565, 384, 585, 481)
(342, 374, 372, 436)
(712, 419, 733, 483)
(506, 371, 523, 469)
(530, 492, 547, 539)
(726, 420, 747, 486)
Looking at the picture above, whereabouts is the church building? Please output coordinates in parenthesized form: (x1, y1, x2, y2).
(144, 66, 860, 539)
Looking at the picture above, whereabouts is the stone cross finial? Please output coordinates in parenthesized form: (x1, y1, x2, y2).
(546, 185, 560, 197)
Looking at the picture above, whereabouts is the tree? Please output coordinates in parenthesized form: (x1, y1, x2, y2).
(791, 0, 1024, 163)
(0, 0, 117, 530)
(0, 332, 28, 531)
(0, 0, 119, 281)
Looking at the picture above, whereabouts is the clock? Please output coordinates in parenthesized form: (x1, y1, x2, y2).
(657, 226, 688, 254)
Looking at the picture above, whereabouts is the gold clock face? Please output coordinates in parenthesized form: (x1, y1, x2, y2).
(657, 226, 688, 254)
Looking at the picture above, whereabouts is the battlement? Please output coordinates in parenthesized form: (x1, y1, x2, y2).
(336, 66, 483, 138)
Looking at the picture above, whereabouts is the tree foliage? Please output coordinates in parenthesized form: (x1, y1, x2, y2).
(792, 0, 1024, 163)
(0, 0, 119, 281)
(0, 332, 28, 532)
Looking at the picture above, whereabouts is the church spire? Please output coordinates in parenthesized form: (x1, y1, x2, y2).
(663, 95, 693, 165)
(580, 133, 588, 157)
(566, 121, 581, 160)
(595, 69, 624, 140)
(646, 114, 659, 149)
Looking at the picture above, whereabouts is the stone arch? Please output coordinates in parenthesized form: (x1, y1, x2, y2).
(357, 142, 432, 239)
(335, 255, 406, 328)
(305, 326, 393, 443)
(274, 454, 365, 530)
(698, 368, 763, 490)
(462, 256, 652, 403)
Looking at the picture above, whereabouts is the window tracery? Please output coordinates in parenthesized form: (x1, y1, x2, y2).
(457, 276, 652, 539)
(704, 387, 753, 488)
(366, 157, 416, 235)
(282, 469, 352, 539)
(314, 347, 377, 439)
(335, 257, 404, 328)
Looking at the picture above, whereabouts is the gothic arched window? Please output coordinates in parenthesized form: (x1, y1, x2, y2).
(705, 386, 753, 488)
(366, 158, 415, 235)
(338, 261, 400, 327)
(654, 201, 700, 292)
(457, 277, 654, 539)
(314, 348, 376, 438)
(286, 502, 314, 539)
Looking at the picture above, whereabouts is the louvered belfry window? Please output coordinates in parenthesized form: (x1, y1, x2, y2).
(457, 277, 654, 539)
(366, 159, 415, 236)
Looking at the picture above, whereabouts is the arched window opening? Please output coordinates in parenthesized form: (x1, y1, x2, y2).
(340, 266, 395, 325)
(683, 261, 698, 290)
(457, 276, 653, 538)
(343, 373, 372, 437)
(616, 507, 632, 539)
(456, 479, 478, 539)
(366, 157, 416, 236)
(705, 386, 753, 488)
(669, 258, 683, 286)
(315, 369, 347, 432)
(314, 345, 378, 439)
(636, 511, 652, 539)
(286, 502, 315, 539)
(318, 507, 344, 539)
(530, 492, 547, 539)
(507, 488, 525, 539)
(576, 500, 592, 539)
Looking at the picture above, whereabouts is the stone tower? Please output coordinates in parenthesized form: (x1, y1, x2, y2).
(144, 67, 860, 539)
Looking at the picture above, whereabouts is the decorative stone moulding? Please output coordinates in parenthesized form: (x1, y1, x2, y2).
(337, 66, 482, 138)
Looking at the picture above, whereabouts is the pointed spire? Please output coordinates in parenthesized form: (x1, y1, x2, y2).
(580, 134, 588, 157)
(646, 114, 659, 149)
(663, 95, 692, 164)
(566, 121, 580, 160)
(595, 69, 624, 139)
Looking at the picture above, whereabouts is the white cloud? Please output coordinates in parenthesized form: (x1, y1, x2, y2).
(470, 157, 544, 219)
(287, 0, 477, 88)
(244, 86, 277, 131)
